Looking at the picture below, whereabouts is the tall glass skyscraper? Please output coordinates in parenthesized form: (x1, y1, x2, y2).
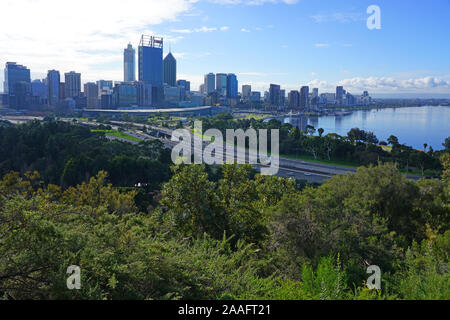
(4, 62, 30, 95)
(269, 84, 281, 106)
(336, 86, 344, 105)
(47, 70, 60, 106)
(124, 44, 135, 82)
(300, 86, 309, 108)
(204, 73, 215, 94)
(226, 73, 238, 99)
(138, 35, 163, 106)
(138, 35, 163, 86)
(163, 52, 176, 87)
(216, 73, 227, 96)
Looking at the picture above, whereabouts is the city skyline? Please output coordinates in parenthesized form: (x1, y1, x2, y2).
(1, 0, 450, 97)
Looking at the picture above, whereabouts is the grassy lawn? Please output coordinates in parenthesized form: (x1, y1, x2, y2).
(234, 113, 272, 120)
(280, 153, 360, 168)
(91, 130, 142, 142)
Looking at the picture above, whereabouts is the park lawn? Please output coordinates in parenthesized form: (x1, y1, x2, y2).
(238, 113, 272, 120)
(379, 145, 392, 152)
(91, 129, 142, 142)
(281, 153, 360, 168)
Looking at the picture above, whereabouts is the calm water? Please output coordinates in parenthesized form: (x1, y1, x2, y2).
(281, 106, 450, 150)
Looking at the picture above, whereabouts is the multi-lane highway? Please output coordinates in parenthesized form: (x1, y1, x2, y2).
(0, 115, 422, 183)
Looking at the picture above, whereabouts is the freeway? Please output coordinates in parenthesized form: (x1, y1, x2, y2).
(0, 116, 422, 183)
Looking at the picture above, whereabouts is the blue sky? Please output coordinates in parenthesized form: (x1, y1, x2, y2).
(1, 0, 450, 97)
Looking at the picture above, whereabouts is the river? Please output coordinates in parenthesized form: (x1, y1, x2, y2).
(278, 106, 450, 150)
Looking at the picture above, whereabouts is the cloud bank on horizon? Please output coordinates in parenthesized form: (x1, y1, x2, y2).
(1, 0, 449, 96)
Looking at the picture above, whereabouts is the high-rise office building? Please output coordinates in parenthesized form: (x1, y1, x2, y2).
(300, 86, 309, 108)
(113, 82, 138, 107)
(11, 81, 31, 108)
(336, 86, 344, 105)
(226, 73, 238, 99)
(269, 84, 281, 106)
(31, 80, 47, 105)
(97, 80, 113, 97)
(163, 52, 176, 87)
(216, 73, 227, 96)
(47, 70, 60, 106)
(138, 35, 163, 86)
(124, 44, 136, 82)
(288, 90, 300, 109)
(64, 71, 81, 98)
(280, 89, 286, 106)
(250, 91, 261, 103)
(311, 88, 319, 106)
(84, 82, 98, 108)
(204, 73, 215, 94)
(242, 85, 251, 101)
(4, 62, 30, 95)
(138, 35, 163, 105)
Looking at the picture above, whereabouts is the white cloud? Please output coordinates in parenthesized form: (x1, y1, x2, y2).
(0, 0, 194, 84)
(314, 43, 329, 48)
(337, 76, 450, 93)
(195, 26, 218, 32)
(234, 76, 450, 94)
(171, 26, 223, 33)
(171, 29, 194, 34)
(171, 25, 229, 33)
(311, 12, 365, 23)
(241, 28, 251, 32)
(208, 0, 299, 5)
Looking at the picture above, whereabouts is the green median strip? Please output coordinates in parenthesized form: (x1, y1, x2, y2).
(91, 130, 142, 142)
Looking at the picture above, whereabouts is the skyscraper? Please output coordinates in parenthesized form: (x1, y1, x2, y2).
(288, 90, 300, 109)
(204, 73, 215, 94)
(311, 88, 319, 106)
(113, 82, 138, 107)
(84, 82, 98, 108)
(97, 80, 113, 97)
(138, 35, 163, 105)
(269, 84, 281, 106)
(138, 35, 163, 86)
(300, 86, 309, 108)
(280, 89, 286, 105)
(312, 88, 319, 98)
(216, 73, 227, 96)
(31, 80, 47, 105)
(163, 52, 176, 87)
(336, 86, 344, 105)
(124, 44, 136, 82)
(4, 62, 30, 95)
(242, 85, 251, 101)
(64, 71, 81, 98)
(47, 70, 60, 106)
(226, 74, 238, 99)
